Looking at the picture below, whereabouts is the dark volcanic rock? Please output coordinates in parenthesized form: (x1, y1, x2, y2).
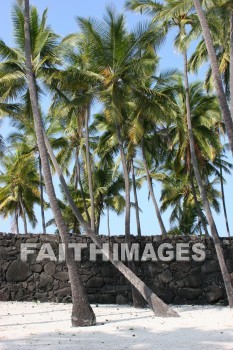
(54, 271, 69, 281)
(158, 269, 173, 284)
(170, 261, 190, 273)
(116, 294, 128, 304)
(0, 246, 17, 260)
(201, 260, 220, 274)
(6, 261, 31, 282)
(177, 288, 202, 300)
(0, 289, 7, 301)
(31, 264, 43, 273)
(44, 261, 56, 276)
(184, 268, 204, 288)
(39, 272, 53, 290)
(54, 287, 71, 297)
(162, 289, 173, 303)
(86, 277, 104, 288)
(101, 264, 116, 277)
(206, 285, 224, 303)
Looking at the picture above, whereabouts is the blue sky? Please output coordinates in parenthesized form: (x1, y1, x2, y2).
(0, 0, 232, 237)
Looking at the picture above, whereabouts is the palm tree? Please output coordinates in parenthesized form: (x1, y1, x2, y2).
(22, 0, 96, 327)
(161, 173, 201, 235)
(127, 68, 180, 235)
(166, 78, 223, 235)
(185, 63, 233, 307)
(8, 113, 68, 234)
(181, 1, 233, 308)
(0, 2, 97, 324)
(50, 33, 102, 233)
(0, 4, 61, 117)
(95, 112, 144, 236)
(52, 99, 97, 233)
(46, 182, 90, 234)
(49, 104, 92, 225)
(91, 162, 126, 235)
(141, 138, 167, 234)
(212, 146, 232, 237)
(0, 150, 41, 234)
(160, 170, 221, 235)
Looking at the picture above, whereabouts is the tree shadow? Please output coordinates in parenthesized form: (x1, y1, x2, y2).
(1, 307, 233, 350)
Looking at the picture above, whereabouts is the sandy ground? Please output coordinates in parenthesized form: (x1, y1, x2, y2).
(0, 302, 233, 350)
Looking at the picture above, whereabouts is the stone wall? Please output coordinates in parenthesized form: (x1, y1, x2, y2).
(0, 233, 233, 305)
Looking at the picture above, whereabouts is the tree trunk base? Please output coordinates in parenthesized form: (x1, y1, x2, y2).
(131, 286, 147, 308)
(128, 261, 147, 308)
(72, 306, 96, 327)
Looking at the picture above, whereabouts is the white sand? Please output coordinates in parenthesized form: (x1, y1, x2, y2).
(0, 302, 233, 350)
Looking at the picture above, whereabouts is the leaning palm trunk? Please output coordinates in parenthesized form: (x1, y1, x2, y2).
(44, 132, 179, 317)
(38, 155, 46, 234)
(24, 0, 96, 327)
(85, 106, 96, 232)
(131, 160, 142, 238)
(193, 0, 233, 154)
(183, 50, 233, 308)
(230, 11, 233, 121)
(141, 140, 167, 235)
(219, 164, 231, 237)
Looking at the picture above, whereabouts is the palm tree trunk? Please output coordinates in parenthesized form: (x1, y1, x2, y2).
(76, 155, 91, 224)
(230, 11, 233, 121)
(107, 206, 111, 237)
(130, 162, 145, 307)
(15, 210, 19, 235)
(193, 0, 233, 154)
(189, 168, 209, 237)
(131, 160, 142, 238)
(72, 218, 78, 234)
(183, 49, 233, 308)
(38, 155, 46, 234)
(197, 218, 202, 236)
(19, 196, 28, 235)
(141, 140, 167, 235)
(96, 209, 101, 235)
(116, 127, 131, 239)
(72, 156, 79, 234)
(219, 163, 231, 237)
(44, 132, 179, 317)
(85, 106, 96, 232)
(116, 127, 145, 307)
(24, 0, 96, 327)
